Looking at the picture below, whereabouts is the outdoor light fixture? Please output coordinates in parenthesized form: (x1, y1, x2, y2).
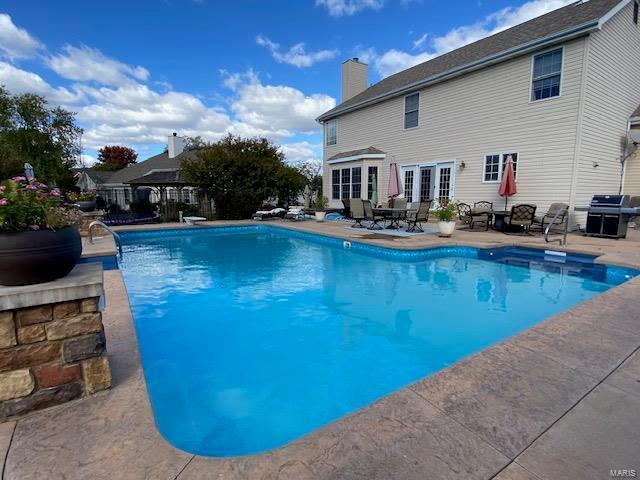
(459, 161, 466, 171)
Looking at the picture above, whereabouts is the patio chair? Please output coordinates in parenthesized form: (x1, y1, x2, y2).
(349, 198, 366, 228)
(474, 201, 493, 211)
(406, 200, 432, 232)
(284, 206, 306, 221)
(391, 198, 408, 210)
(341, 198, 351, 219)
(458, 203, 490, 230)
(363, 199, 385, 230)
(252, 207, 286, 221)
(533, 202, 569, 232)
(505, 204, 537, 234)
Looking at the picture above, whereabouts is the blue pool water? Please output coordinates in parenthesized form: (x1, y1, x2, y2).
(118, 226, 635, 457)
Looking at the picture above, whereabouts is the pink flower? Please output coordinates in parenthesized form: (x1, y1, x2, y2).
(0, 199, 7, 206)
(0, 185, 5, 192)
(50, 189, 61, 197)
(37, 193, 47, 201)
(28, 225, 40, 231)
(25, 184, 37, 191)
(11, 176, 26, 182)
(37, 183, 46, 189)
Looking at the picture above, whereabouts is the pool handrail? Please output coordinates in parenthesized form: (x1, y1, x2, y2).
(544, 207, 569, 247)
(88, 220, 123, 256)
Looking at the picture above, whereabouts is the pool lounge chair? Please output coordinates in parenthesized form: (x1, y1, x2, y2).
(252, 207, 286, 221)
(284, 206, 306, 221)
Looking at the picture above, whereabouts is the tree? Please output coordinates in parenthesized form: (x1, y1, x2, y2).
(0, 86, 82, 189)
(94, 145, 138, 171)
(181, 135, 306, 219)
(184, 136, 211, 150)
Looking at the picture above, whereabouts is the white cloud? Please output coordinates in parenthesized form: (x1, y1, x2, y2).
(225, 70, 335, 136)
(280, 141, 323, 165)
(80, 154, 97, 167)
(362, 0, 574, 78)
(47, 45, 149, 87)
(412, 33, 428, 50)
(0, 62, 84, 104)
(0, 13, 42, 59)
(316, 0, 384, 16)
(256, 35, 339, 68)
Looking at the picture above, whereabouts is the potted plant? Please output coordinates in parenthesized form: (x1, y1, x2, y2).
(67, 191, 97, 212)
(313, 195, 328, 222)
(434, 200, 458, 237)
(0, 177, 83, 286)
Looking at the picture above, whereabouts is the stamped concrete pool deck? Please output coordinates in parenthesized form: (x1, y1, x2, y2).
(1, 220, 639, 479)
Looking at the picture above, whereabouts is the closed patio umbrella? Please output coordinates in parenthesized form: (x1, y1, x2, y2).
(370, 171, 378, 206)
(498, 154, 517, 211)
(388, 162, 403, 203)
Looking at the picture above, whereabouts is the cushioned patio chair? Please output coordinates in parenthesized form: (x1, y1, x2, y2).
(363, 199, 385, 230)
(505, 204, 537, 234)
(474, 201, 493, 210)
(349, 198, 366, 228)
(405, 200, 432, 232)
(533, 202, 569, 232)
(391, 197, 408, 210)
(458, 203, 490, 230)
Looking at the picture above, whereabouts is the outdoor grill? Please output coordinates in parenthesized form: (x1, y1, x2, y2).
(578, 195, 640, 238)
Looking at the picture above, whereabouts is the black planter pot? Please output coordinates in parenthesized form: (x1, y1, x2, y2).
(75, 200, 96, 212)
(0, 227, 83, 286)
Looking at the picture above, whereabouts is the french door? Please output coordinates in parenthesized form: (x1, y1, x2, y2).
(401, 161, 455, 204)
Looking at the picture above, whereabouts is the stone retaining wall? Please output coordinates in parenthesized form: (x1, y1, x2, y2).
(0, 265, 111, 421)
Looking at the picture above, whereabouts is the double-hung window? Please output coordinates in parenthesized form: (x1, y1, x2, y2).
(331, 170, 340, 200)
(531, 48, 562, 101)
(404, 93, 419, 129)
(351, 167, 362, 199)
(325, 119, 337, 146)
(483, 153, 518, 182)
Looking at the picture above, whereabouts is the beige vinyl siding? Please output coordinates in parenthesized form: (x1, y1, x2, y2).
(623, 147, 640, 194)
(324, 38, 587, 214)
(575, 2, 640, 214)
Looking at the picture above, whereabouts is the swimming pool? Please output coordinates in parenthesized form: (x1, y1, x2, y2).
(118, 226, 636, 457)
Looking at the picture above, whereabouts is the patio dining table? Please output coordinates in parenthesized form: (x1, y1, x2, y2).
(373, 207, 407, 229)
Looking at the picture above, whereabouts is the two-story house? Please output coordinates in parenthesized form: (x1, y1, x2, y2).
(318, 0, 640, 224)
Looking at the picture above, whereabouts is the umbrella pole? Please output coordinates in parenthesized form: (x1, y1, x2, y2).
(504, 196, 507, 211)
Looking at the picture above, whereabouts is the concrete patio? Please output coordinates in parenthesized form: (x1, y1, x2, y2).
(1, 220, 639, 479)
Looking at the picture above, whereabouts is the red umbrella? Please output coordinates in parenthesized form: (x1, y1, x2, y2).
(498, 154, 517, 210)
(387, 162, 403, 202)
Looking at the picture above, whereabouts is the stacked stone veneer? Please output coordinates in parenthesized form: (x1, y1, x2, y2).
(0, 269, 111, 420)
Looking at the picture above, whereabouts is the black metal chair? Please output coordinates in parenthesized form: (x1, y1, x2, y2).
(458, 203, 490, 230)
(349, 198, 366, 228)
(505, 204, 537, 234)
(406, 200, 432, 232)
(363, 199, 385, 230)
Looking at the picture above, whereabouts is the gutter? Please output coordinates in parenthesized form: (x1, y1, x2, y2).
(317, 20, 601, 123)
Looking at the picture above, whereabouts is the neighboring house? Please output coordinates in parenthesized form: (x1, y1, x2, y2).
(318, 0, 640, 225)
(75, 134, 198, 210)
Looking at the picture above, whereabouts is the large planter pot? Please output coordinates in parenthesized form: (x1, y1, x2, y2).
(437, 221, 456, 237)
(315, 211, 326, 222)
(75, 200, 96, 212)
(0, 227, 82, 286)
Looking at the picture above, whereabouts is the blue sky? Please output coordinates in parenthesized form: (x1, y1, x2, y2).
(0, 0, 573, 166)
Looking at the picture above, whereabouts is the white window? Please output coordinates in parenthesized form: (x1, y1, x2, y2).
(531, 48, 562, 101)
(483, 153, 518, 183)
(404, 93, 419, 129)
(325, 119, 337, 146)
(332, 166, 362, 200)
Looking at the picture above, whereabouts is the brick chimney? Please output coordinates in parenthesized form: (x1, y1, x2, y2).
(167, 132, 184, 158)
(341, 58, 368, 102)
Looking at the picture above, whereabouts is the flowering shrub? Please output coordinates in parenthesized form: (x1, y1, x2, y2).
(67, 191, 96, 202)
(0, 177, 81, 232)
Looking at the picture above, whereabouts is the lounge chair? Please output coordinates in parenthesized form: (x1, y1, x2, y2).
(252, 207, 286, 221)
(533, 202, 569, 232)
(505, 204, 537, 234)
(406, 200, 432, 232)
(349, 198, 366, 228)
(458, 203, 490, 230)
(363, 200, 385, 230)
(284, 206, 306, 221)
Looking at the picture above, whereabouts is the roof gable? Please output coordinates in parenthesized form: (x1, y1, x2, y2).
(104, 149, 200, 184)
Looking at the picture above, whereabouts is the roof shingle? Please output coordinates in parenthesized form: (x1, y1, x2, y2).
(319, 0, 623, 121)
